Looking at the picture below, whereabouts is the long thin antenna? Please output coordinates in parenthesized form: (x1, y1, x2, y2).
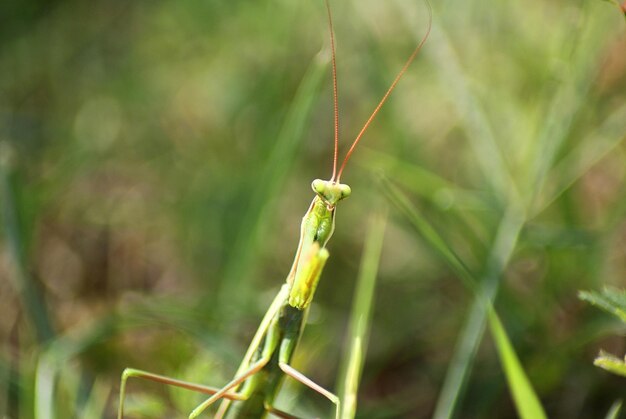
(336, 0, 432, 182)
(325, 0, 340, 182)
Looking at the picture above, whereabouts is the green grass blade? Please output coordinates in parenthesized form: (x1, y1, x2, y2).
(434, 298, 487, 418)
(382, 177, 530, 419)
(605, 400, 623, 419)
(337, 206, 387, 419)
(361, 149, 491, 213)
(0, 144, 55, 344)
(528, 3, 617, 210)
(78, 378, 110, 419)
(387, 188, 541, 419)
(34, 315, 117, 418)
(434, 204, 525, 419)
(488, 308, 547, 419)
(423, 15, 516, 201)
(35, 355, 56, 419)
(536, 104, 626, 216)
(381, 177, 477, 292)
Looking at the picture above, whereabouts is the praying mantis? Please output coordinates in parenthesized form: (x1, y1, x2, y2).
(118, 0, 431, 417)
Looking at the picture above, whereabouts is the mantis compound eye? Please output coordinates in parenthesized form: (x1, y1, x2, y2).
(339, 184, 351, 199)
(311, 179, 326, 195)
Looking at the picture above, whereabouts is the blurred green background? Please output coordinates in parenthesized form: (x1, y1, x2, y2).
(1, 0, 626, 417)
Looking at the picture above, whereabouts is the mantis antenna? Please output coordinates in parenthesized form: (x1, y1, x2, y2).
(325, 0, 433, 183)
(326, 0, 340, 182)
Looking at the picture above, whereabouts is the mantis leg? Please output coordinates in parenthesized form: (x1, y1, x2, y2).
(189, 316, 282, 419)
(117, 368, 244, 419)
(278, 363, 341, 419)
(216, 284, 290, 417)
(188, 357, 268, 418)
(264, 403, 302, 419)
(277, 333, 340, 419)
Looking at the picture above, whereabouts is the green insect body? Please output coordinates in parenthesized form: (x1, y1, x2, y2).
(210, 180, 349, 418)
(222, 301, 306, 419)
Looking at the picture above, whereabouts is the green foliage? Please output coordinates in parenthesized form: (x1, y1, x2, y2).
(337, 207, 387, 419)
(581, 288, 626, 381)
(488, 309, 547, 419)
(606, 400, 623, 419)
(579, 288, 626, 323)
(595, 351, 626, 378)
(1, 0, 625, 418)
(383, 174, 546, 418)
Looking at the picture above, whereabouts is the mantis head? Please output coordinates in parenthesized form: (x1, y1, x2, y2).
(312, 179, 351, 208)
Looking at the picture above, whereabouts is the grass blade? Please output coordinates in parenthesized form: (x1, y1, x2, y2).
(488, 308, 547, 419)
(536, 104, 626, 216)
(422, 14, 515, 201)
(382, 177, 532, 419)
(381, 177, 476, 291)
(0, 143, 55, 344)
(605, 400, 623, 419)
(337, 205, 387, 419)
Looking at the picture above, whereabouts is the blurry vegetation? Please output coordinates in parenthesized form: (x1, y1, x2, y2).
(580, 288, 626, 378)
(1, 0, 626, 418)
